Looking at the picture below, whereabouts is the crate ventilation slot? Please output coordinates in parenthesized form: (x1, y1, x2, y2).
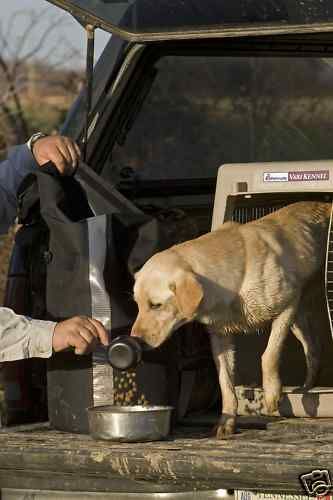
(232, 204, 285, 224)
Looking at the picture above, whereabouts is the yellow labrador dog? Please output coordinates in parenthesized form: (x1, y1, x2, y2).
(131, 201, 331, 438)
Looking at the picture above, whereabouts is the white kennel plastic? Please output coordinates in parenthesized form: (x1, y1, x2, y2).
(212, 160, 333, 418)
(212, 160, 333, 230)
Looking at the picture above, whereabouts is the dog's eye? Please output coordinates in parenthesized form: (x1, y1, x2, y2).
(149, 302, 162, 310)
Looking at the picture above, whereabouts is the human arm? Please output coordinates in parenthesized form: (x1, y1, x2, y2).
(0, 145, 37, 234)
(0, 135, 81, 234)
(0, 308, 109, 362)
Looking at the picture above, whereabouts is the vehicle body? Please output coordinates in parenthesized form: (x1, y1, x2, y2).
(2, 0, 333, 497)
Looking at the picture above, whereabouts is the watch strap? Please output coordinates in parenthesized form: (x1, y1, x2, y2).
(27, 132, 47, 152)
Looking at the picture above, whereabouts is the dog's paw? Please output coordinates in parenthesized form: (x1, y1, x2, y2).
(263, 375, 282, 415)
(213, 414, 236, 439)
(264, 389, 281, 414)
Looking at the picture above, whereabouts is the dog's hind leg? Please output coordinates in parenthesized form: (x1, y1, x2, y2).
(290, 311, 321, 390)
(209, 331, 237, 439)
(262, 303, 298, 414)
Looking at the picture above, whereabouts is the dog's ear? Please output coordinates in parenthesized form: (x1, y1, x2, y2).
(133, 270, 141, 281)
(170, 272, 203, 319)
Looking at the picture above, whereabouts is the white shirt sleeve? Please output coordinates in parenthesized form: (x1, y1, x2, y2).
(0, 308, 56, 361)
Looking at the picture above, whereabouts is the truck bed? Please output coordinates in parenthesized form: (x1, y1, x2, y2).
(0, 417, 332, 494)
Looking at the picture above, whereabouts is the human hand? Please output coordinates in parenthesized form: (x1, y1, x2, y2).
(52, 316, 109, 355)
(33, 135, 81, 175)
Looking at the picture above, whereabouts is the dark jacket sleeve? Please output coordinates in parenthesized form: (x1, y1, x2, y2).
(0, 145, 38, 234)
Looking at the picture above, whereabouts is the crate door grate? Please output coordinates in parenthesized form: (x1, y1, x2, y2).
(325, 202, 333, 339)
(231, 204, 285, 224)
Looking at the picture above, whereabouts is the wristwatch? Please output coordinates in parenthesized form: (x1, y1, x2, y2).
(27, 132, 47, 153)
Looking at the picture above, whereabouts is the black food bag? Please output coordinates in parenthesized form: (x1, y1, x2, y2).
(18, 163, 181, 432)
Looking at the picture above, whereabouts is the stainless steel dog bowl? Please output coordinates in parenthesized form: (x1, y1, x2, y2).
(87, 405, 174, 442)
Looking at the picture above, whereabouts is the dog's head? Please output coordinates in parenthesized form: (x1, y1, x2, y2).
(131, 250, 203, 348)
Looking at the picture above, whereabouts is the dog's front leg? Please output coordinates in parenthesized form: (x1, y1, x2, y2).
(209, 331, 237, 439)
(262, 303, 298, 414)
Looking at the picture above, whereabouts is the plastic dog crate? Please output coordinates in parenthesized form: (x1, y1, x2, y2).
(212, 160, 333, 417)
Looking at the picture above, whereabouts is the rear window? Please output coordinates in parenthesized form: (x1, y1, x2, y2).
(110, 54, 333, 181)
